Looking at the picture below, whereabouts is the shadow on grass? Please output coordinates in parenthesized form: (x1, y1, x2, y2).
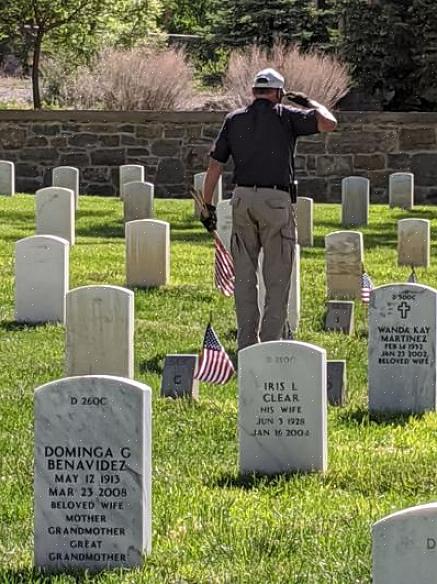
(76, 222, 124, 239)
(139, 354, 167, 375)
(170, 231, 212, 244)
(0, 320, 50, 331)
(339, 406, 425, 427)
(210, 471, 301, 491)
(0, 567, 125, 582)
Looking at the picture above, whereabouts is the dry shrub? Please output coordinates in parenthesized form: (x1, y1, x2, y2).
(224, 43, 351, 109)
(44, 46, 195, 110)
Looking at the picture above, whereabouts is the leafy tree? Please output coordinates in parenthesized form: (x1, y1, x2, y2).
(0, 0, 163, 109)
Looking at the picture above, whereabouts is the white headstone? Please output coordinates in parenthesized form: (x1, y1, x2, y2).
(52, 166, 79, 210)
(296, 197, 313, 247)
(369, 283, 437, 414)
(341, 176, 369, 227)
(119, 165, 145, 199)
(373, 503, 437, 584)
(0, 160, 14, 196)
(216, 200, 232, 252)
(66, 286, 134, 378)
(34, 375, 151, 572)
(125, 219, 170, 288)
(193, 172, 222, 216)
(36, 187, 75, 246)
(325, 231, 364, 299)
(123, 181, 154, 223)
(389, 172, 414, 210)
(398, 218, 430, 268)
(15, 235, 69, 324)
(239, 340, 327, 474)
(258, 244, 301, 333)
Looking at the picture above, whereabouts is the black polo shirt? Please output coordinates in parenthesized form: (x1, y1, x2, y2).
(210, 98, 318, 188)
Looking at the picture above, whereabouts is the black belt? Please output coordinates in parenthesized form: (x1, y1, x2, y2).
(236, 184, 289, 192)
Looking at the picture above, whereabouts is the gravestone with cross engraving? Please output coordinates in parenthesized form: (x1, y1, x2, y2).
(369, 283, 437, 414)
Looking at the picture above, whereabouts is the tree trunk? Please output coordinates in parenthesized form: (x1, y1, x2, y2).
(32, 32, 43, 110)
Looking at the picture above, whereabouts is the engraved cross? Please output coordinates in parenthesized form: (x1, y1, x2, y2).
(397, 301, 411, 319)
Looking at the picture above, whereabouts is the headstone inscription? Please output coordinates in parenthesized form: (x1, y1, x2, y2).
(389, 172, 414, 210)
(341, 176, 369, 227)
(125, 219, 170, 288)
(368, 283, 437, 414)
(216, 200, 232, 252)
(119, 165, 144, 199)
(123, 182, 154, 223)
(15, 235, 69, 324)
(0, 160, 15, 196)
(53, 166, 80, 210)
(65, 286, 134, 378)
(296, 197, 313, 247)
(325, 231, 363, 299)
(34, 375, 151, 572)
(161, 355, 199, 399)
(325, 301, 354, 334)
(258, 245, 301, 333)
(239, 341, 327, 474)
(326, 360, 347, 406)
(372, 503, 437, 584)
(36, 187, 75, 246)
(193, 172, 222, 217)
(398, 218, 430, 268)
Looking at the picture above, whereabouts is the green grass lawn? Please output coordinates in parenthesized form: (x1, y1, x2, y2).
(1, 196, 437, 583)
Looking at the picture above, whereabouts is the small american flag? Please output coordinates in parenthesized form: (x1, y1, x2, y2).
(361, 272, 374, 304)
(214, 233, 235, 297)
(194, 323, 235, 384)
(408, 267, 417, 283)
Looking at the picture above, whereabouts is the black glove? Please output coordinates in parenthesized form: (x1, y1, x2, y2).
(283, 91, 312, 108)
(200, 204, 217, 232)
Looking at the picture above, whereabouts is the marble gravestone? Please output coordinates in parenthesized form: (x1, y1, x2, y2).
(239, 341, 327, 474)
(15, 235, 69, 324)
(389, 172, 414, 210)
(369, 283, 437, 414)
(325, 231, 363, 299)
(161, 355, 199, 399)
(325, 301, 354, 334)
(216, 200, 232, 252)
(53, 166, 79, 210)
(193, 172, 222, 217)
(373, 503, 437, 584)
(125, 219, 170, 288)
(36, 187, 75, 246)
(296, 197, 313, 247)
(34, 375, 151, 572)
(66, 286, 134, 378)
(123, 182, 154, 223)
(398, 218, 430, 268)
(258, 245, 301, 334)
(119, 165, 144, 199)
(341, 176, 369, 227)
(0, 160, 14, 195)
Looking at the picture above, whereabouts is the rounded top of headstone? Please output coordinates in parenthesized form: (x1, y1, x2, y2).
(36, 186, 75, 197)
(125, 219, 169, 228)
(16, 234, 70, 247)
(325, 230, 364, 242)
(371, 282, 436, 294)
(373, 503, 437, 529)
(398, 218, 430, 225)
(35, 374, 151, 396)
(239, 340, 326, 359)
(342, 176, 370, 184)
(66, 285, 134, 299)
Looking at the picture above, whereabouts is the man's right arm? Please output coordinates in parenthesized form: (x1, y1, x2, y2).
(203, 116, 231, 205)
(204, 158, 224, 205)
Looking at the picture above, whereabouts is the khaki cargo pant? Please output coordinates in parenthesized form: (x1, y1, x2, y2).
(231, 186, 296, 350)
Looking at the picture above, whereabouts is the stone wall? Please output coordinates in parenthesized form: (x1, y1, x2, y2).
(1, 110, 437, 202)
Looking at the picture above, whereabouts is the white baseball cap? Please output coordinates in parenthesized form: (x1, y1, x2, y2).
(252, 68, 285, 89)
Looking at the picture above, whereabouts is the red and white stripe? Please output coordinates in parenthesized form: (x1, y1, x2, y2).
(214, 233, 235, 297)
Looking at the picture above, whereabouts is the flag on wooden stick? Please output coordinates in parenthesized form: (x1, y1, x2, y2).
(361, 271, 374, 304)
(194, 323, 235, 384)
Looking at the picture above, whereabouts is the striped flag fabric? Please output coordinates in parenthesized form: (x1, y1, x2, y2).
(361, 271, 374, 304)
(194, 323, 235, 384)
(214, 233, 235, 297)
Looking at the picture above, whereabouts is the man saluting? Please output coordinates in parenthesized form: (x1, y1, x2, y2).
(201, 68, 337, 351)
